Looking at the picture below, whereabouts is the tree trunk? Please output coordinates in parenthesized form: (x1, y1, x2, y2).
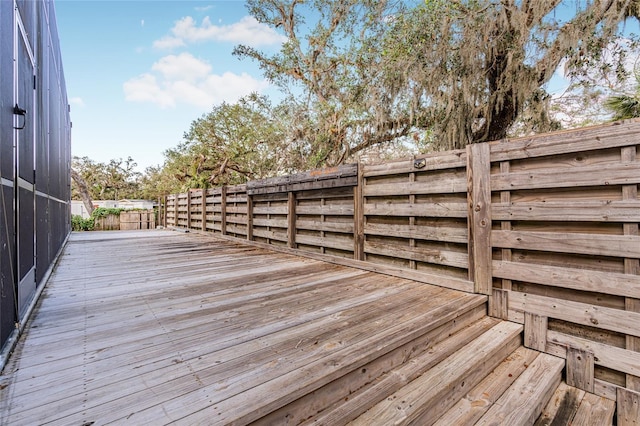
(71, 169, 95, 216)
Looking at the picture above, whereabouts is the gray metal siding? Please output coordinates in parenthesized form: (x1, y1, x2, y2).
(0, 0, 71, 350)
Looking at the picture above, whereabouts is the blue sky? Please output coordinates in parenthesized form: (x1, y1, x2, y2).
(54, 0, 285, 171)
(54, 1, 639, 172)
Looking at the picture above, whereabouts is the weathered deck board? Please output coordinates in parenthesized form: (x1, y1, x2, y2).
(0, 230, 484, 425)
(433, 346, 541, 425)
(349, 321, 523, 425)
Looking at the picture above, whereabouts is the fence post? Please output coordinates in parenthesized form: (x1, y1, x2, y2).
(618, 387, 640, 426)
(467, 142, 492, 295)
(221, 186, 227, 235)
(174, 194, 179, 227)
(162, 195, 167, 227)
(186, 190, 192, 230)
(247, 193, 253, 241)
(622, 146, 640, 391)
(288, 191, 296, 248)
(354, 163, 364, 260)
(201, 189, 207, 232)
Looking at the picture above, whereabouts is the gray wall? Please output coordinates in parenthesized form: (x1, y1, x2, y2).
(0, 0, 71, 350)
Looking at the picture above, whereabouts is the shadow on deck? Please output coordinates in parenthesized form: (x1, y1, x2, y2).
(0, 230, 614, 425)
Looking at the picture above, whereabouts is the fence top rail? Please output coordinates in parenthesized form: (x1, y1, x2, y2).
(363, 149, 467, 177)
(489, 118, 640, 162)
(226, 184, 247, 193)
(247, 164, 358, 195)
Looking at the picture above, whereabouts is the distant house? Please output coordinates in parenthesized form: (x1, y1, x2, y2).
(71, 199, 157, 219)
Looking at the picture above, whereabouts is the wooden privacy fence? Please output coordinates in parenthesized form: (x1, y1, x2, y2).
(94, 210, 156, 231)
(165, 120, 640, 407)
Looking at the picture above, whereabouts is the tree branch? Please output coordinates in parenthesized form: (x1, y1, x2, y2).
(71, 169, 95, 216)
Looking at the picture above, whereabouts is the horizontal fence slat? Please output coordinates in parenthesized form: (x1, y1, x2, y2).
(492, 230, 640, 258)
(226, 197, 247, 203)
(248, 164, 358, 195)
(226, 184, 247, 193)
(365, 223, 467, 243)
(547, 330, 640, 377)
(491, 162, 640, 191)
(493, 260, 640, 298)
(225, 216, 247, 225)
(489, 120, 640, 161)
(363, 150, 467, 177)
(492, 201, 640, 222)
(249, 176, 357, 195)
(252, 218, 288, 228)
(253, 228, 288, 241)
(363, 202, 467, 218)
(296, 220, 353, 234)
(364, 179, 467, 196)
(509, 291, 640, 338)
(225, 206, 247, 214)
(226, 225, 247, 235)
(252, 206, 289, 215)
(296, 205, 354, 216)
(295, 234, 353, 252)
(364, 241, 468, 269)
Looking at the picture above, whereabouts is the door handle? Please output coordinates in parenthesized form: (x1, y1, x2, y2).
(13, 104, 27, 130)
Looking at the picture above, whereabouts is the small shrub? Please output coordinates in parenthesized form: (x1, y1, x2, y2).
(71, 214, 94, 231)
(90, 207, 125, 219)
(71, 207, 144, 231)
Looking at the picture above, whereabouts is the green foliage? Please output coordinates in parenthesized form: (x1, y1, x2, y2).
(90, 207, 125, 219)
(378, 1, 640, 147)
(69, 1, 640, 201)
(156, 94, 297, 190)
(234, 0, 640, 157)
(605, 73, 640, 120)
(234, 0, 410, 166)
(71, 215, 94, 231)
(71, 208, 127, 232)
(72, 156, 142, 202)
(606, 94, 640, 120)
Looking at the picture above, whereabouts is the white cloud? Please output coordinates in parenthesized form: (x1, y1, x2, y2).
(69, 97, 85, 108)
(153, 36, 185, 50)
(154, 15, 286, 49)
(123, 53, 269, 109)
(195, 5, 213, 12)
(141, 19, 145, 27)
(123, 73, 176, 108)
(151, 53, 211, 82)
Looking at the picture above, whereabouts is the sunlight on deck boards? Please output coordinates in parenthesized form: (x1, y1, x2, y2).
(0, 230, 483, 425)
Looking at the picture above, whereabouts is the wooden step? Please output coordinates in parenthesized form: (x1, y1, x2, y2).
(433, 346, 541, 425)
(535, 382, 615, 426)
(285, 312, 499, 426)
(254, 305, 488, 426)
(347, 321, 523, 425)
(474, 352, 564, 425)
(174, 290, 487, 425)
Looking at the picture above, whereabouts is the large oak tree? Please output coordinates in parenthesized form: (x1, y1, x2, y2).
(235, 0, 640, 159)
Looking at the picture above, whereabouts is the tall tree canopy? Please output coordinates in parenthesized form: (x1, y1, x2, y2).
(71, 156, 142, 201)
(159, 94, 295, 189)
(235, 0, 640, 158)
(235, 0, 409, 165)
(146, 0, 640, 197)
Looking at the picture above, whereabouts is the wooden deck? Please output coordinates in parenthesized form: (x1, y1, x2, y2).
(0, 230, 487, 425)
